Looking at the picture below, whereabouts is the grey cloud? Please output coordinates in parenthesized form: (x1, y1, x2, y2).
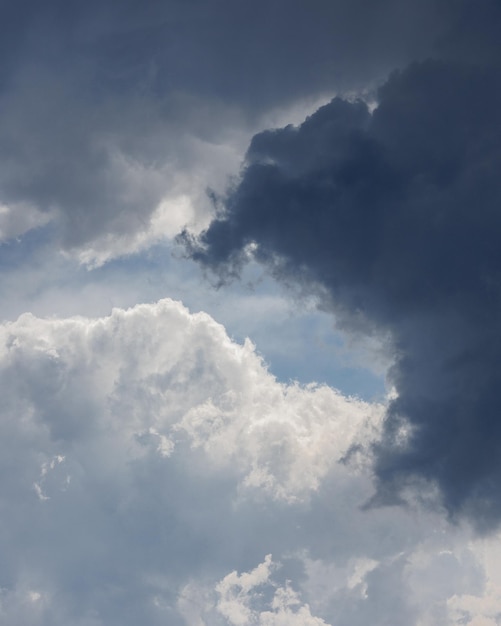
(6, 0, 443, 107)
(0, 0, 455, 255)
(181, 56, 501, 529)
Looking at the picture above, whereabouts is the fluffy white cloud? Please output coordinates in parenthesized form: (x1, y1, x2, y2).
(0, 298, 498, 625)
(210, 554, 331, 626)
(0, 298, 379, 624)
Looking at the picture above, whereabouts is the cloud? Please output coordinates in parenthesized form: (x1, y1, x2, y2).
(1, 298, 500, 624)
(0, 299, 376, 623)
(0, 62, 242, 263)
(213, 555, 331, 626)
(181, 54, 501, 529)
(5, 2, 501, 624)
(178, 555, 333, 625)
(0, 0, 456, 261)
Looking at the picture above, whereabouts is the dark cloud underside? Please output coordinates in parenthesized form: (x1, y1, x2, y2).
(182, 54, 501, 529)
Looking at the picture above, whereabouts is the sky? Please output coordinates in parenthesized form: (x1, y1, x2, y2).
(2, 1, 501, 624)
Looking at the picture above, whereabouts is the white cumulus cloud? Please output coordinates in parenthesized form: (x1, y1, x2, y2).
(0, 298, 498, 625)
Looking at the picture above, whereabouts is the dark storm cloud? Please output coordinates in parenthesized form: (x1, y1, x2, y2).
(0, 0, 445, 249)
(181, 55, 501, 529)
(4, 0, 443, 107)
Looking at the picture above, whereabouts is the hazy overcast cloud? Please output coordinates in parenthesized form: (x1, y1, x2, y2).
(3, 1, 501, 624)
(0, 0, 446, 263)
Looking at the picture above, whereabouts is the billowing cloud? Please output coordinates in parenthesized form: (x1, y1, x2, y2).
(4, 2, 501, 622)
(0, 298, 375, 623)
(0, 299, 499, 624)
(181, 53, 501, 529)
